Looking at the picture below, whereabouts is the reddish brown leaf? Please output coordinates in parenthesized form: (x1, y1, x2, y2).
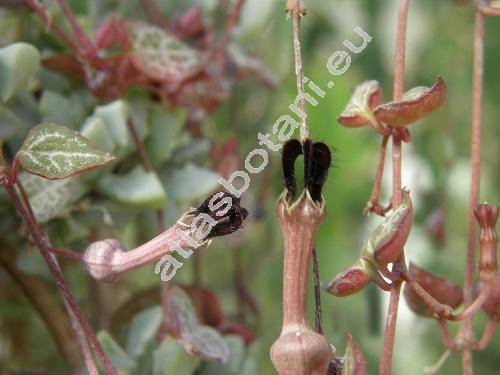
(322, 258, 373, 297)
(342, 331, 366, 375)
(403, 263, 463, 317)
(373, 76, 447, 127)
(338, 80, 382, 128)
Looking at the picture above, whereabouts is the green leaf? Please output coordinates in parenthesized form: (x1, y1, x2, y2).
(167, 286, 229, 362)
(145, 107, 186, 166)
(97, 166, 168, 209)
(17, 123, 115, 179)
(39, 90, 83, 129)
(18, 172, 86, 223)
(199, 335, 245, 375)
(80, 117, 115, 153)
(153, 337, 201, 375)
(93, 100, 130, 147)
(126, 306, 162, 358)
(164, 163, 220, 202)
(0, 42, 40, 101)
(0, 105, 26, 140)
(97, 331, 136, 371)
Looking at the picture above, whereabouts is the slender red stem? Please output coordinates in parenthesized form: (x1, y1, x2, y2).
(379, 1, 409, 374)
(366, 134, 390, 216)
(460, 9, 484, 374)
(55, 0, 94, 52)
(475, 319, 497, 350)
(25, 0, 82, 52)
(4, 183, 118, 375)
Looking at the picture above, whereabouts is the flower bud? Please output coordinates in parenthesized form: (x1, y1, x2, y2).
(82, 239, 125, 282)
(403, 263, 463, 317)
(474, 203, 498, 282)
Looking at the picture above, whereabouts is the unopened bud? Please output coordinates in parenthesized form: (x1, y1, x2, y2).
(474, 203, 498, 282)
(82, 239, 124, 282)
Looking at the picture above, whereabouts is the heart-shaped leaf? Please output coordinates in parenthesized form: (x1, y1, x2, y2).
(0, 42, 40, 101)
(167, 286, 230, 362)
(338, 80, 382, 128)
(126, 306, 162, 358)
(153, 337, 201, 375)
(123, 20, 202, 82)
(18, 172, 86, 223)
(97, 166, 167, 209)
(403, 263, 463, 317)
(97, 330, 137, 370)
(164, 163, 220, 202)
(17, 123, 115, 179)
(341, 332, 366, 375)
(373, 77, 446, 127)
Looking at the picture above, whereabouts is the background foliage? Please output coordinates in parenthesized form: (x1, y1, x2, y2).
(0, 0, 498, 374)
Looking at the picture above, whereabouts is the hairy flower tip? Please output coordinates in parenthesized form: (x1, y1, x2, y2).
(363, 190, 413, 270)
(82, 239, 124, 282)
(474, 203, 498, 280)
(322, 258, 374, 297)
(481, 274, 500, 320)
(337, 80, 382, 128)
(403, 263, 463, 317)
(373, 76, 447, 127)
(194, 191, 248, 239)
(281, 139, 332, 204)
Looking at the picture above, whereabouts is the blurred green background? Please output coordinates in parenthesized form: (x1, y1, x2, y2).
(0, 0, 498, 374)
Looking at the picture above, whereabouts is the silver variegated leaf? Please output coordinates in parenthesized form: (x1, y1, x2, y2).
(17, 123, 115, 179)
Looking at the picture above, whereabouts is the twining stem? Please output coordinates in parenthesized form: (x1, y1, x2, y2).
(379, 1, 409, 374)
(366, 134, 390, 215)
(4, 183, 118, 375)
(438, 320, 456, 351)
(475, 319, 497, 350)
(460, 9, 484, 374)
(55, 0, 94, 52)
(25, 0, 81, 52)
(288, 0, 310, 141)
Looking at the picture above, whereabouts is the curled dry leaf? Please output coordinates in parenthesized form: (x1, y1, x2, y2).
(166, 286, 229, 362)
(337, 80, 382, 128)
(322, 258, 375, 297)
(365, 190, 413, 270)
(373, 77, 447, 127)
(17, 123, 115, 180)
(341, 331, 366, 375)
(481, 274, 500, 320)
(403, 263, 463, 317)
